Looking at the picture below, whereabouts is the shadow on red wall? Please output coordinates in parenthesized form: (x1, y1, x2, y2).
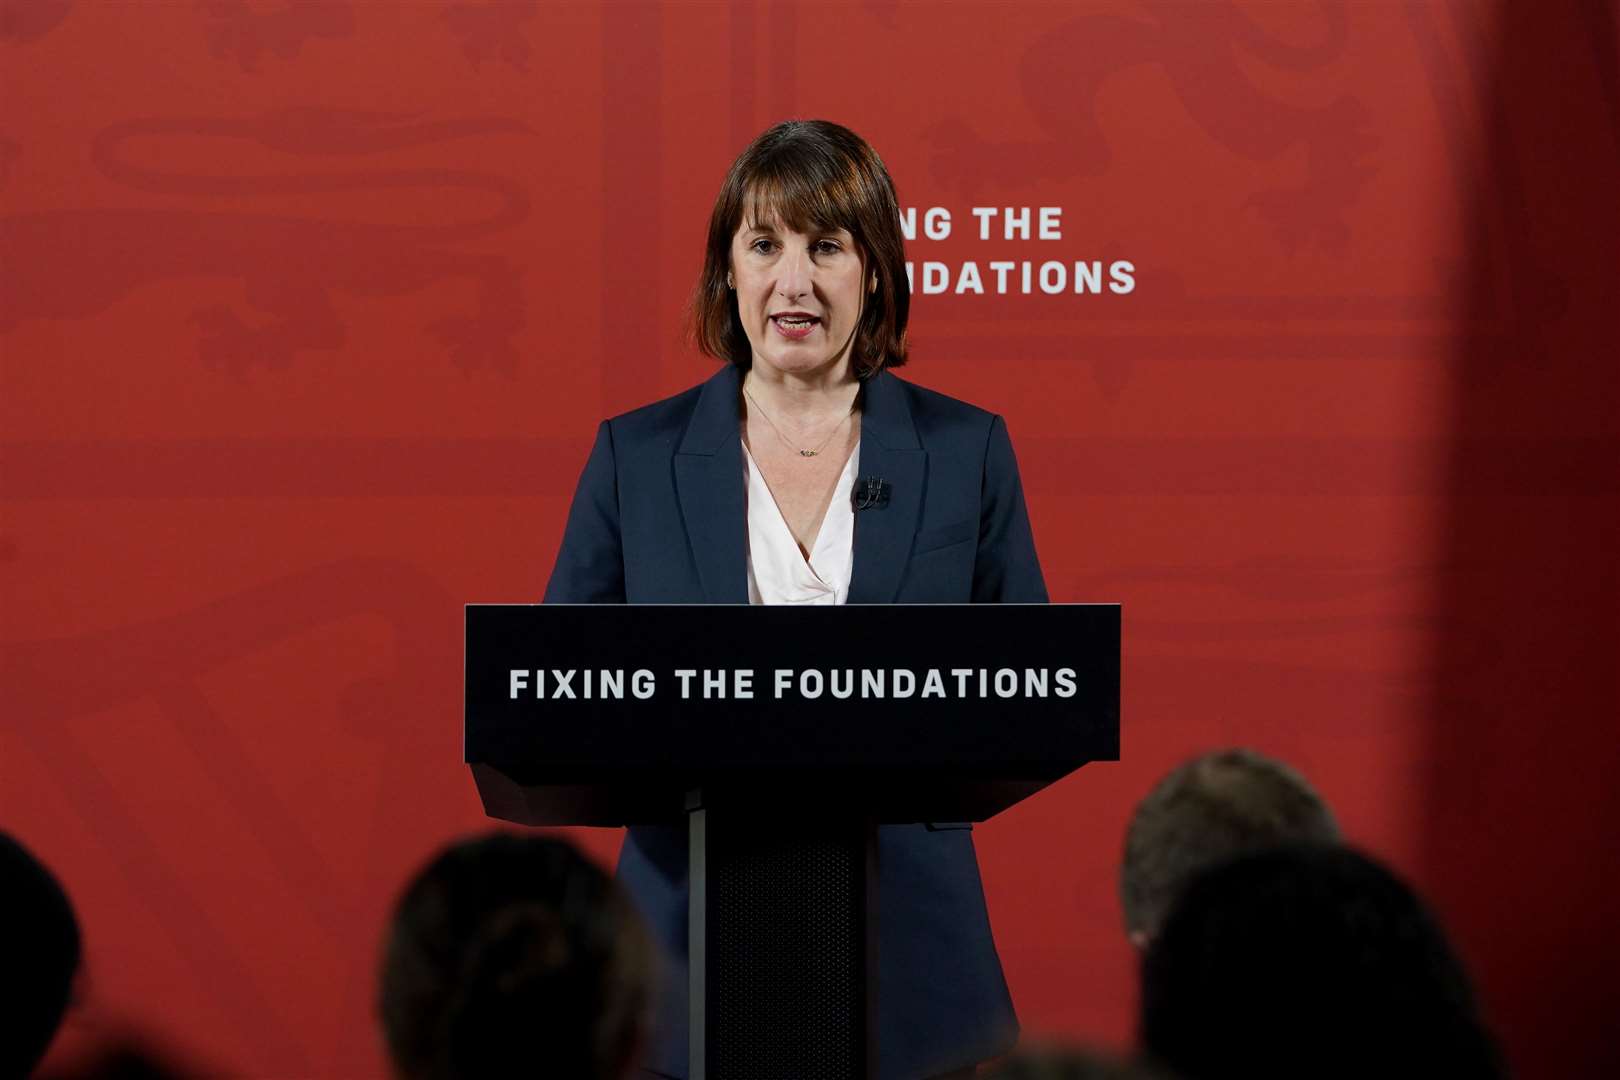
(1424, 2, 1620, 1076)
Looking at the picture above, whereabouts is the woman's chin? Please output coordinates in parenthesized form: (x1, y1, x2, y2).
(751, 348, 846, 380)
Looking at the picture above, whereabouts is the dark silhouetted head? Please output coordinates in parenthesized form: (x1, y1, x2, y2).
(378, 832, 655, 1080)
(36, 1039, 196, 1080)
(1121, 748, 1339, 944)
(1139, 845, 1503, 1080)
(0, 831, 82, 1078)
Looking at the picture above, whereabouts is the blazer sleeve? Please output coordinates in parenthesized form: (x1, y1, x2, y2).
(544, 420, 627, 603)
(973, 414, 1049, 604)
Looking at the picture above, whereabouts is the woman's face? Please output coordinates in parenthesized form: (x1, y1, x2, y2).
(729, 215, 869, 381)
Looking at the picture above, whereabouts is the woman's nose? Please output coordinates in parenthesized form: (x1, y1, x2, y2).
(775, 244, 813, 300)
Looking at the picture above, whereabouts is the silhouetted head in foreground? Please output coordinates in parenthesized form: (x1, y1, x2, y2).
(0, 831, 82, 1079)
(36, 1039, 196, 1080)
(1139, 845, 1503, 1080)
(1121, 748, 1340, 946)
(378, 833, 655, 1080)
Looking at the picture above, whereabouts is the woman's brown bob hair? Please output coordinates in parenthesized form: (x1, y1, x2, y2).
(688, 120, 910, 379)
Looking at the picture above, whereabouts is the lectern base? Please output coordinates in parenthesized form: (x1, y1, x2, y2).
(688, 793, 878, 1080)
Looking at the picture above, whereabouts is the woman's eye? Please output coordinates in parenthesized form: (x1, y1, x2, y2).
(815, 240, 842, 254)
(750, 239, 775, 254)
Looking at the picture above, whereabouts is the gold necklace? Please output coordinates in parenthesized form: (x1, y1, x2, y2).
(743, 385, 856, 458)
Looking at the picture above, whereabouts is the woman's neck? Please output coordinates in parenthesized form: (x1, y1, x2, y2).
(743, 363, 861, 424)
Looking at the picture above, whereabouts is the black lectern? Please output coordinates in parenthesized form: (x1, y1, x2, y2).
(466, 603, 1118, 1080)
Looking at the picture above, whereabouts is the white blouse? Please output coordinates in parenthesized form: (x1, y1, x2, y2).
(743, 440, 860, 606)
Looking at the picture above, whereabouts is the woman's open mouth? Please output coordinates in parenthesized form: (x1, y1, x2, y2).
(771, 313, 820, 340)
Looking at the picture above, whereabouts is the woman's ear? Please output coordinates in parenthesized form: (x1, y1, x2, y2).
(869, 273, 878, 294)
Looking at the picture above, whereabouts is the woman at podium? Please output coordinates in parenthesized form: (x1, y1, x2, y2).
(546, 120, 1046, 1080)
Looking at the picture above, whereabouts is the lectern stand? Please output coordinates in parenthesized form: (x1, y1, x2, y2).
(466, 603, 1119, 1080)
(690, 797, 877, 1077)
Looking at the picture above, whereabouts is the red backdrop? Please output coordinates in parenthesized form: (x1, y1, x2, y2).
(4, 2, 1617, 1077)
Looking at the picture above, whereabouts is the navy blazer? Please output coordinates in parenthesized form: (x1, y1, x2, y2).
(545, 364, 1047, 1079)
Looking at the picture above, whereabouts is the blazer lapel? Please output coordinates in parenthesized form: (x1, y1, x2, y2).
(674, 365, 750, 603)
(847, 371, 925, 604)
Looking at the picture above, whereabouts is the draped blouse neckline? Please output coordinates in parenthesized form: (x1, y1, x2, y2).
(741, 440, 860, 606)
